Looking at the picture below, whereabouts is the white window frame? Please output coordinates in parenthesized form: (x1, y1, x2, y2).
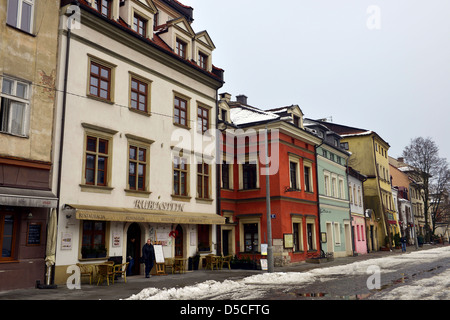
(0, 76, 31, 137)
(6, 0, 35, 33)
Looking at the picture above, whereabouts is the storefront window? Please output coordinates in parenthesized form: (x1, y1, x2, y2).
(197, 225, 210, 252)
(81, 221, 107, 259)
(1, 214, 16, 261)
(244, 223, 258, 253)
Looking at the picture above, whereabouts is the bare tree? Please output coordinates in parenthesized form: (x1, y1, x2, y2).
(402, 137, 450, 242)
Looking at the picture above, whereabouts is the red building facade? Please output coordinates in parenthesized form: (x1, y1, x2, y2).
(218, 94, 322, 266)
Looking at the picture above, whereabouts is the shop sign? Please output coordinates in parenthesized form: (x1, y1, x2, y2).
(134, 199, 185, 212)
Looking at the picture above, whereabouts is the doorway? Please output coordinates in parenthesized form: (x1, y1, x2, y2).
(222, 230, 230, 256)
(174, 224, 183, 257)
(127, 223, 141, 276)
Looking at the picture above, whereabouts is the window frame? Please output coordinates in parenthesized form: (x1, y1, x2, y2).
(0, 76, 31, 137)
(176, 38, 188, 59)
(173, 93, 190, 128)
(198, 51, 208, 70)
(133, 13, 148, 37)
(197, 161, 210, 200)
(173, 156, 189, 197)
(6, 0, 35, 34)
(81, 220, 107, 260)
(128, 145, 147, 191)
(92, 0, 112, 19)
(87, 56, 116, 103)
(197, 105, 210, 133)
(0, 212, 18, 262)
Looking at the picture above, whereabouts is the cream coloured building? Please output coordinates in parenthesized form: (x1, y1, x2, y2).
(53, 0, 224, 284)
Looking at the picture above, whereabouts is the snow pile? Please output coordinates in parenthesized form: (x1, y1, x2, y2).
(127, 247, 450, 300)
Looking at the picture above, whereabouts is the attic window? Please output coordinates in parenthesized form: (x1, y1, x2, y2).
(133, 14, 147, 37)
(293, 115, 300, 127)
(176, 38, 187, 59)
(93, 0, 111, 19)
(198, 52, 208, 70)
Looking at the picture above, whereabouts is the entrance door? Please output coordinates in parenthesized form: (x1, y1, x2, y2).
(222, 230, 230, 256)
(127, 223, 141, 276)
(174, 224, 183, 257)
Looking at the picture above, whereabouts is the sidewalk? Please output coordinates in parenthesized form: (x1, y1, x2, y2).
(0, 243, 446, 300)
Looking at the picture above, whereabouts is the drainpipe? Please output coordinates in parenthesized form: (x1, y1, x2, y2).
(215, 89, 221, 256)
(345, 158, 355, 256)
(314, 141, 324, 255)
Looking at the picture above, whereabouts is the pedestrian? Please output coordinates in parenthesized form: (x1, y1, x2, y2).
(400, 235, 407, 252)
(142, 238, 155, 278)
(126, 238, 136, 276)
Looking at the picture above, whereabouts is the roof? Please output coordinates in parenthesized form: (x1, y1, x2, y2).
(70, 0, 223, 83)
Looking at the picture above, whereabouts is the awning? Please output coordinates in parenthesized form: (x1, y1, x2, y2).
(0, 187, 58, 208)
(67, 204, 226, 225)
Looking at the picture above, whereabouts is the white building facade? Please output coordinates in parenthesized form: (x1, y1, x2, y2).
(52, 0, 224, 284)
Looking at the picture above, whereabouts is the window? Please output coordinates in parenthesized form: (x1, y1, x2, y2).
(176, 38, 187, 59)
(331, 176, 337, 197)
(304, 165, 312, 192)
(197, 106, 209, 133)
(0, 77, 30, 136)
(198, 52, 208, 70)
(7, 0, 34, 33)
(293, 222, 303, 252)
(198, 225, 210, 252)
(93, 0, 111, 18)
(89, 61, 111, 101)
(334, 222, 341, 245)
(128, 146, 147, 191)
(133, 14, 147, 37)
(221, 109, 228, 122)
(130, 78, 148, 112)
(173, 156, 188, 196)
(85, 136, 109, 186)
(324, 172, 331, 196)
(197, 162, 210, 199)
(0, 213, 17, 261)
(81, 221, 107, 259)
(243, 163, 257, 190)
(221, 163, 230, 189)
(244, 223, 258, 253)
(307, 222, 315, 250)
(339, 177, 345, 199)
(289, 161, 298, 190)
(293, 115, 300, 127)
(174, 96, 188, 127)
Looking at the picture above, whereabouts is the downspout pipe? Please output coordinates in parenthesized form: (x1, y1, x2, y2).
(314, 141, 324, 255)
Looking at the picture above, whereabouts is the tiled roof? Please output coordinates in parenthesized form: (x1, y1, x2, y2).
(73, 0, 223, 82)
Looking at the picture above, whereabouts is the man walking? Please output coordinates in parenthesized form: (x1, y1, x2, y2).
(400, 235, 407, 252)
(142, 239, 155, 278)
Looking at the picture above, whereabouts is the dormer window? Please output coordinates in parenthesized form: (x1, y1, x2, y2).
(293, 115, 300, 127)
(93, 0, 111, 18)
(198, 52, 208, 70)
(133, 14, 147, 37)
(176, 38, 187, 59)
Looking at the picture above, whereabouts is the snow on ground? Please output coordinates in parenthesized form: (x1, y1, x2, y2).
(127, 246, 450, 300)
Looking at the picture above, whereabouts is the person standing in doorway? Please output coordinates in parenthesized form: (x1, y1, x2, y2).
(142, 239, 155, 278)
(127, 238, 136, 276)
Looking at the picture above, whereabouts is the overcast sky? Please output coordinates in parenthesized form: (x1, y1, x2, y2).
(185, 0, 450, 162)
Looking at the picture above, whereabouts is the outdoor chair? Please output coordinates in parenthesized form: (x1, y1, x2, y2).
(221, 255, 232, 270)
(165, 258, 175, 274)
(205, 255, 220, 270)
(97, 263, 114, 286)
(76, 263, 94, 285)
(113, 262, 129, 284)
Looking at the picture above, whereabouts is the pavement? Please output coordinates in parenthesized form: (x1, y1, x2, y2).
(0, 243, 447, 301)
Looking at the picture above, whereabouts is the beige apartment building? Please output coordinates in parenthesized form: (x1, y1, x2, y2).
(0, 0, 60, 290)
(53, 0, 225, 284)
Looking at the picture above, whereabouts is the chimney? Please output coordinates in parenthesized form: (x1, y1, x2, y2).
(398, 157, 404, 163)
(236, 94, 248, 105)
(219, 92, 231, 103)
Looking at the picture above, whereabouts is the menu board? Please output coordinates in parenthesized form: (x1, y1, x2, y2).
(27, 223, 42, 246)
(154, 245, 165, 264)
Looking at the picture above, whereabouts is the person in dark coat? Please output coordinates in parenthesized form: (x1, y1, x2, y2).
(142, 239, 155, 278)
(400, 235, 407, 252)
